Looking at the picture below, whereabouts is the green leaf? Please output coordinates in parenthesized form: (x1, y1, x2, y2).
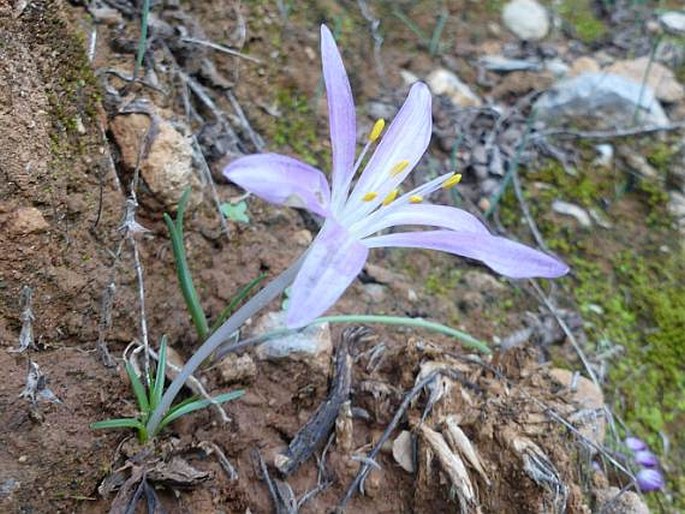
(133, 0, 151, 81)
(91, 418, 146, 431)
(220, 201, 250, 224)
(164, 189, 209, 341)
(151, 336, 168, 411)
(125, 361, 150, 415)
(157, 390, 245, 431)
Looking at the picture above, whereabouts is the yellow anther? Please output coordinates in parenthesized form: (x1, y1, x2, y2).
(390, 160, 410, 177)
(441, 173, 463, 189)
(362, 192, 379, 202)
(382, 188, 399, 206)
(409, 195, 423, 204)
(368, 119, 385, 142)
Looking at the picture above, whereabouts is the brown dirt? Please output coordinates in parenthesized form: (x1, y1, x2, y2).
(0, 0, 676, 513)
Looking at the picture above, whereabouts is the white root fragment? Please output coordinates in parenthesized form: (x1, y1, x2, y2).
(443, 416, 490, 485)
(10, 286, 35, 353)
(335, 400, 354, 454)
(19, 360, 61, 404)
(505, 430, 568, 514)
(419, 425, 481, 514)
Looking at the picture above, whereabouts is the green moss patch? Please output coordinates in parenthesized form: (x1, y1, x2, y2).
(501, 140, 684, 510)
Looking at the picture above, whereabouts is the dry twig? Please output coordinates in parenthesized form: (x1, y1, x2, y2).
(275, 328, 359, 476)
(528, 280, 600, 388)
(180, 36, 262, 64)
(534, 121, 685, 141)
(339, 368, 463, 507)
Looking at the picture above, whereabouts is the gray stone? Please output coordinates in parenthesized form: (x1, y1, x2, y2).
(544, 59, 570, 78)
(655, 40, 685, 67)
(109, 113, 201, 209)
(479, 55, 542, 72)
(90, 6, 122, 25)
(593, 144, 614, 167)
(552, 200, 593, 228)
(607, 57, 684, 103)
(366, 101, 397, 123)
(534, 73, 669, 128)
(618, 146, 659, 179)
(8, 207, 49, 235)
(480, 178, 500, 196)
(399, 69, 420, 87)
(594, 487, 649, 514)
(217, 353, 257, 384)
(392, 431, 416, 473)
(362, 283, 387, 304)
(502, 0, 550, 41)
(426, 69, 482, 108)
(550, 368, 605, 448)
(0, 478, 20, 498)
(569, 56, 600, 77)
(253, 311, 332, 369)
(668, 191, 685, 219)
(461, 270, 506, 294)
(660, 11, 685, 35)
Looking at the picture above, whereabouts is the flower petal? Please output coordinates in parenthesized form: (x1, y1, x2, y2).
(625, 437, 647, 452)
(364, 230, 569, 278)
(636, 468, 665, 493)
(286, 221, 369, 328)
(223, 153, 331, 216)
(342, 82, 432, 223)
(321, 25, 357, 212)
(351, 203, 490, 239)
(634, 450, 659, 468)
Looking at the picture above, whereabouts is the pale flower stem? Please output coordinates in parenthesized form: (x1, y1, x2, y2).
(214, 314, 491, 357)
(145, 252, 305, 436)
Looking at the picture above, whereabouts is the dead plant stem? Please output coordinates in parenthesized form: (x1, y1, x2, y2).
(339, 368, 458, 507)
(529, 279, 600, 388)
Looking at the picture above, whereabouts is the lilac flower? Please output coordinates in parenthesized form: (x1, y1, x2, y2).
(634, 450, 659, 468)
(224, 25, 569, 328)
(636, 468, 665, 493)
(625, 436, 647, 452)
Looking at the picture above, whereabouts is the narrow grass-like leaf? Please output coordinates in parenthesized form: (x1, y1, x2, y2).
(164, 189, 209, 340)
(133, 0, 151, 80)
(125, 361, 150, 415)
(392, 8, 429, 46)
(158, 390, 245, 431)
(210, 273, 267, 334)
(91, 418, 146, 431)
(429, 9, 449, 56)
(151, 336, 168, 411)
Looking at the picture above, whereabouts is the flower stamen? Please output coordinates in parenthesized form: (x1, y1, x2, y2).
(441, 173, 463, 189)
(368, 119, 385, 142)
(390, 160, 410, 177)
(362, 192, 379, 202)
(409, 195, 423, 204)
(382, 188, 399, 206)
